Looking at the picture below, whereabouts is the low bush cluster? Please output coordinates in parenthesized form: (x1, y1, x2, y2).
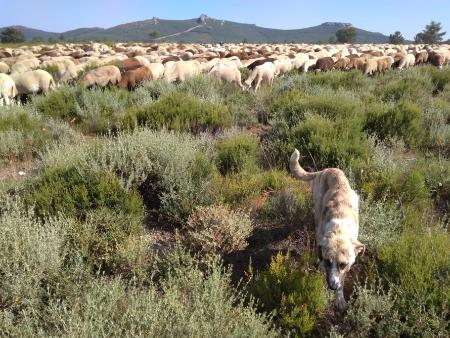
(217, 169, 289, 206)
(0, 107, 79, 161)
(0, 201, 276, 336)
(40, 128, 217, 224)
(378, 230, 449, 326)
(248, 252, 326, 337)
(215, 132, 259, 175)
(22, 166, 143, 220)
(364, 101, 423, 146)
(132, 91, 232, 133)
(261, 187, 312, 226)
(184, 204, 253, 255)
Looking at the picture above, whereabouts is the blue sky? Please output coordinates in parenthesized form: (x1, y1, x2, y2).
(1, 0, 449, 40)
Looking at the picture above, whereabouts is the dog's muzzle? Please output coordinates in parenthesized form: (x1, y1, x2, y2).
(327, 274, 341, 290)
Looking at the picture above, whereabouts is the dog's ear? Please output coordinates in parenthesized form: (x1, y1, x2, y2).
(352, 240, 366, 257)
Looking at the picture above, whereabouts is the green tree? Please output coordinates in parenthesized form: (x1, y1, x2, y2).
(0, 27, 26, 43)
(414, 21, 446, 43)
(335, 27, 357, 43)
(389, 31, 405, 44)
(32, 36, 44, 43)
(148, 30, 160, 40)
(59, 34, 65, 41)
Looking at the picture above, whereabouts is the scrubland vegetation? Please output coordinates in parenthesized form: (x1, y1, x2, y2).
(0, 65, 449, 337)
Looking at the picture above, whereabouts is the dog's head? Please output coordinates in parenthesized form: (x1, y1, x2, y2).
(318, 234, 365, 290)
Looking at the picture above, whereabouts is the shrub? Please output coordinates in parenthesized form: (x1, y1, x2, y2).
(99, 129, 217, 224)
(360, 164, 430, 210)
(292, 114, 368, 169)
(1, 242, 276, 337)
(67, 208, 143, 273)
(378, 230, 450, 336)
(184, 204, 253, 255)
(421, 98, 450, 154)
(336, 283, 402, 338)
(248, 252, 326, 337)
(33, 85, 132, 134)
(427, 66, 450, 92)
(0, 107, 80, 161)
(264, 111, 368, 171)
(22, 166, 143, 220)
(33, 85, 79, 120)
(308, 70, 369, 91)
(41, 129, 217, 225)
(261, 187, 312, 226)
(426, 157, 450, 214)
(74, 86, 131, 133)
(136, 78, 176, 100)
(178, 74, 223, 102)
(216, 132, 259, 175)
(358, 197, 403, 252)
(269, 91, 361, 126)
(0, 106, 41, 132)
(225, 88, 259, 126)
(0, 130, 30, 160)
(217, 170, 289, 206)
(133, 91, 232, 133)
(268, 88, 306, 125)
(298, 94, 361, 120)
(364, 101, 423, 146)
(380, 76, 433, 103)
(39, 270, 276, 337)
(39, 64, 60, 80)
(0, 199, 68, 322)
(240, 67, 251, 82)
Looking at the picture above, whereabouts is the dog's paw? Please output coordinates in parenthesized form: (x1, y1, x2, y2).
(335, 297, 348, 311)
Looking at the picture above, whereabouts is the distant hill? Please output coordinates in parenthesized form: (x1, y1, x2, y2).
(1, 16, 389, 43)
(5, 25, 60, 41)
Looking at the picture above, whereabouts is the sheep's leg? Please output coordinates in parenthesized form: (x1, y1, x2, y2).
(254, 77, 262, 93)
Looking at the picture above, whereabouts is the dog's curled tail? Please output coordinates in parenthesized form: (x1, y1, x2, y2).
(290, 149, 319, 181)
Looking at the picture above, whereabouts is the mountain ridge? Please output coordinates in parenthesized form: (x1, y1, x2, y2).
(1, 16, 389, 43)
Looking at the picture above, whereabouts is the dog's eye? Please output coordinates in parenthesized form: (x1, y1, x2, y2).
(325, 259, 332, 267)
(339, 263, 347, 270)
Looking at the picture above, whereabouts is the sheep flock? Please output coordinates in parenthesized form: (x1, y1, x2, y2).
(1, 41, 450, 104)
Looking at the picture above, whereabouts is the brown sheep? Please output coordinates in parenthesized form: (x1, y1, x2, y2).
(429, 52, 445, 68)
(377, 56, 394, 73)
(347, 57, 366, 70)
(392, 52, 406, 67)
(368, 50, 383, 57)
(314, 57, 335, 71)
(0, 51, 12, 58)
(162, 55, 182, 64)
(81, 65, 121, 88)
(119, 57, 142, 71)
(118, 66, 153, 90)
(363, 58, 378, 75)
(333, 57, 350, 70)
(415, 51, 429, 64)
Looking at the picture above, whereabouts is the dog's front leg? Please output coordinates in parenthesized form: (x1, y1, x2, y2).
(335, 286, 347, 311)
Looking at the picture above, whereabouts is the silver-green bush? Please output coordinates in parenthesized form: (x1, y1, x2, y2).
(184, 204, 253, 255)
